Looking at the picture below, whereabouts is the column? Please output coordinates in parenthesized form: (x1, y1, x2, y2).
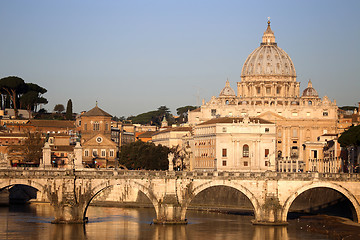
(282, 127, 286, 160)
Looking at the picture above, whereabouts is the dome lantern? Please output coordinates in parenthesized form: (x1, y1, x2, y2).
(262, 18, 276, 45)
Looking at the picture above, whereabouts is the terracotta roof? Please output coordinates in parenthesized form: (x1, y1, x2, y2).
(153, 127, 192, 135)
(82, 106, 112, 117)
(137, 131, 157, 138)
(198, 117, 273, 126)
(28, 120, 76, 129)
(0, 133, 27, 137)
(51, 145, 74, 151)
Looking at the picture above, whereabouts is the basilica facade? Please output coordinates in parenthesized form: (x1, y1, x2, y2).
(188, 20, 338, 171)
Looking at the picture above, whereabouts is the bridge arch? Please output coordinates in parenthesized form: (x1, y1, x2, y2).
(0, 179, 48, 203)
(0, 179, 45, 192)
(180, 181, 261, 220)
(282, 182, 360, 222)
(84, 179, 159, 221)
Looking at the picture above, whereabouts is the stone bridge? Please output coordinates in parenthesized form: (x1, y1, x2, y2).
(0, 168, 360, 225)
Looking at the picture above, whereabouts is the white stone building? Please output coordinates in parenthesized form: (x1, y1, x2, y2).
(192, 116, 276, 171)
(188, 20, 338, 172)
(151, 127, 192, 148)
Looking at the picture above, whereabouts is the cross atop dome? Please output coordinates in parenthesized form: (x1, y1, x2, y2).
(262, 18, 276, 45)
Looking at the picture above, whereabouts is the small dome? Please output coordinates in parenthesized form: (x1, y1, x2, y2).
(302, 80, 318, 97)
(220, 79, 235, 96)
(241, 20, 296, 78)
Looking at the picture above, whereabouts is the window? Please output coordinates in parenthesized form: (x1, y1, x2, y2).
(101, 149, 106, 157)
(84, 123, 87, 131)
(222, 127, 227, 133)
(60, 153, 64, 157)
(222, 148, 227, 157)
(265, 149, 269, 158)
(211, 109, 217, 116)
(109, 150, 114, 157)
(92, 150, 98, 157)
(308, 101, 312, 105)
(323, 111, 328, 116)
(311, 150, 318, 159)
(84, 150, 89, 157)
(265, 128, 269, 133)
(266, 87, 271, 94)
(307, 112, 311, 117)
(256, 87, 261, 94)
(276, 87, 281, 94)
(222, 160, 227, 166)
(265, 161, 269, 166)
(105, 123, 109, 131)
(244, 161, 248, 166)
(292, 112, 298, 116)
(93, 122, 100, 131)
(243, 145, 249, 158)
(292, 129, 298, 138)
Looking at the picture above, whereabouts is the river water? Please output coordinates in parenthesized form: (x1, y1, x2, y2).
(0, 204, 330, 240)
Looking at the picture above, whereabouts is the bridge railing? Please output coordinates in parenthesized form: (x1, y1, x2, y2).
(1, 167, 360, 181)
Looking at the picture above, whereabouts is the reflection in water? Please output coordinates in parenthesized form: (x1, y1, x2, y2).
(0, 204, 329, 240)
(252, 226, 288, 240)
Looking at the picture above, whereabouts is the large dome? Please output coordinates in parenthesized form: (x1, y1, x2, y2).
(241, 21, 296, 78)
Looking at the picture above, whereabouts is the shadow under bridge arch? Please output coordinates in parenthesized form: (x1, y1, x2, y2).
(83, 180, 159, 221)
(0, 179, 47, 204)
(180, 181, 260, 221)
(283, 182, 360, 222)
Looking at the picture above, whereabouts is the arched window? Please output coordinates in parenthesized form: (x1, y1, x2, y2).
(93, 122, 100, 131)
(243, 144, 249, 158)
(308, 101, 312, 105)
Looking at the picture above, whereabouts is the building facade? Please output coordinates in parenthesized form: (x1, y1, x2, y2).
(192, 116, 276, 171)
(80, 105, 117, 168)
(188, 20, 338, 172)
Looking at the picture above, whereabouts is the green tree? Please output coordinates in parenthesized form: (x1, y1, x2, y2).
(54, 104, 65, 113)
(176, 105, 197, 123)
(20, 83, 48, 119)
(338, 125, 360, 173)
(0, 76, 27, 118)
(338, 125, 360, 148)
(128, 106, 173, 126)
(7, 131, 45, 165)
(65, 99, 73, 120)
(118, 141, 170, 170)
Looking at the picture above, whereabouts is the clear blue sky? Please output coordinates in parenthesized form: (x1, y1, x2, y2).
(1, 0, 359, 117)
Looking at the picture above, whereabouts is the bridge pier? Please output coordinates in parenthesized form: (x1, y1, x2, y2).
(51, 203, 87, 224)
(153, 194, 187, 225)
(47, 177, 90, 224)
(252, 196, 288, 226)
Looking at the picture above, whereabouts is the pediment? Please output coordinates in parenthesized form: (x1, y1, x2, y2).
(258, 111, 286, 121)
(82, 134, 117, 147)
